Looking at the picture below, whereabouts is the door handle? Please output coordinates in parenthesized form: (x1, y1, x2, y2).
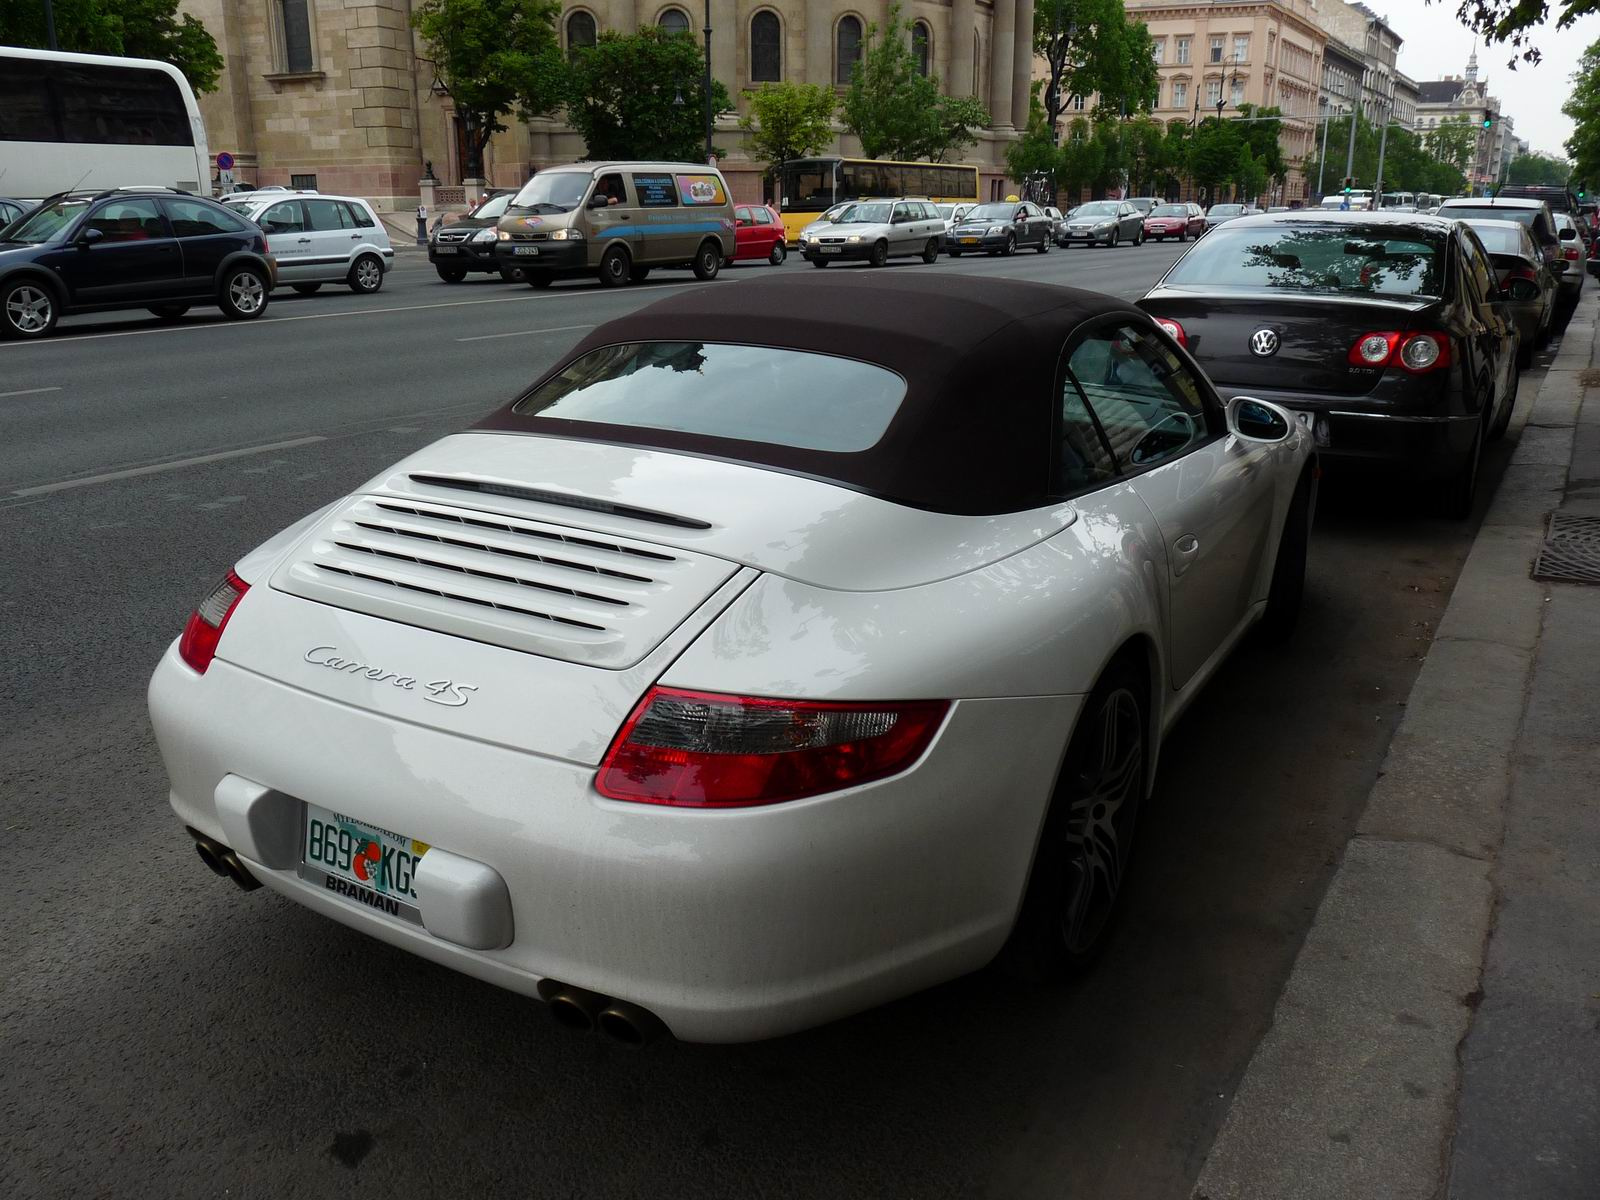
(1172, 534, 1200, 576)
(350, 234, 361, 240)
(297, 237, 312, 243)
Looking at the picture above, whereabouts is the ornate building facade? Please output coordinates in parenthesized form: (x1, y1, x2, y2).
(179, 0, 1040, 208)
(1416, 51, 1507, 194)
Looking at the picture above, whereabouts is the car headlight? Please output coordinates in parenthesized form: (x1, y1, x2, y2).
(987, 225, 1005, 236)
(549, 228, 583, 241)
(847, 234, 862, 243)
(797, 234, 810, 244)
(471, 228, 497, 244)
(496, 229, 511, 241)
(1095, 222, 1114, 231)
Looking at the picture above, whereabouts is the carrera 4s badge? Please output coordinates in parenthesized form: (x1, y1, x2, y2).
(302, 646, 479, 707)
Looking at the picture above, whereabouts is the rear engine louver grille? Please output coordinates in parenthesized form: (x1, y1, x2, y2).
(272, 497, 737, 669)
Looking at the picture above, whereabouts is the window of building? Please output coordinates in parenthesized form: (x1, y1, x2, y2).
(1153, 80, 1162, 107)
(912, 21, 931, 77)
(290, 172, 317, 190)
(1234, 35, 1249, 61)
(1071, 94, 1085, 111)
(836, 16, 863, 84)
(1231, 77, 1245, 105)
(1205, 78, 1222, 107)
(1152, 39, 1165, 64)
(1175, 38, 1190, 65)
(1173, 80, 1188, 108)
(658, 8, 691, 35)
(566, 11, 597, 60)
(1210, 37, 1223, 63)
(277, 0, 314, 73)
(751, 11, 781, 81)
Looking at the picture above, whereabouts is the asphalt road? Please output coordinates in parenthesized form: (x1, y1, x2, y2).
(0, 244, 1546, 1198)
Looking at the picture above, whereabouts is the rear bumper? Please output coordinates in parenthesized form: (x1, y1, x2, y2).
(148, 642, 1076, 1042)
(1229, 389, 1479, 476)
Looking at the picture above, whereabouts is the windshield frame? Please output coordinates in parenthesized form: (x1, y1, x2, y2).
(1, 198, 89, 245)
(1151, 205, 1188, 217)
(1076, 202, 1120, 218)
(509, 172, 592, 214)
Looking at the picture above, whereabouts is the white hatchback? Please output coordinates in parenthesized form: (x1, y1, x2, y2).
(230, 192, 394, 295)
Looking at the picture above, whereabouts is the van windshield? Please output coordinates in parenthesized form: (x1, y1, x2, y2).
(510, 173, 590, 214)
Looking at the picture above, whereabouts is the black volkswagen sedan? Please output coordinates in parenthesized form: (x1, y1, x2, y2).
(0, 188, 276, 340)
(1138, 212, 1519, 517)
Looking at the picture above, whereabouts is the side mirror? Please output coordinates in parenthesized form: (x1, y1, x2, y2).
(1227, 396, 1293, 443)
(1506, 277, 1541, 302)
(586, 194, 608, 210)
(75, 226, 105, 248)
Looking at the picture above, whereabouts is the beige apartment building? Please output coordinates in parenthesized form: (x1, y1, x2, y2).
(1126, 0, 1326, 203)
(179, 0, 1043, 209)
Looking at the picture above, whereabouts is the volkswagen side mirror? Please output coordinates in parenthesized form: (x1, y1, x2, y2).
(1227, 396, 1292, 443)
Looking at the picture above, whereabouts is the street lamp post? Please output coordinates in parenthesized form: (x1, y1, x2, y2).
(43, 0, 58, 50)
(702, 0, 713, 163)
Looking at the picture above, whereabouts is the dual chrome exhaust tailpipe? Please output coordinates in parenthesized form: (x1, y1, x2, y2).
(538, 980, 668, 1048)
(186, 827, 261, 892)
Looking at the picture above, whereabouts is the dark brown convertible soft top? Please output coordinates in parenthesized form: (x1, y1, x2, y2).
(475, 273, 1146, 514)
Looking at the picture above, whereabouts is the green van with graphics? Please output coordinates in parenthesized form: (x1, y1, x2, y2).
(494, 161, 737, 289)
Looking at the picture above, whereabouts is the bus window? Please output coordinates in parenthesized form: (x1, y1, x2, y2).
(782, 161, 835, 209)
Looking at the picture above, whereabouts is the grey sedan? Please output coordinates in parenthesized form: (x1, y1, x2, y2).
(1057, 200, 1145, 248)
(946, 201, 1054, 256)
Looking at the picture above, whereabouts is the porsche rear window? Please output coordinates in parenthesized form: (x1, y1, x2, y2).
(1163, 225, 1446, 299)
(511, 342, 906, 453)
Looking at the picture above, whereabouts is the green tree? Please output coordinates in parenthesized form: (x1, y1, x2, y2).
(1121, 115, 1167, 195)
(1189, 117, 1241, 204)
(1033, 0, 1158, 137)
(1426, 116, 1479, 177)
(564, 27, 733, 163)
(1005, 86, 1062, 188)
(842, 4, 939, 160)
(922, 95, 992, 162)
(739, 82, 836, 211)
(1233, 143, 1267, 204)
(1234, 104, 1286, 189)
(1566, 41, 1600, 185)
(1505, 153, 1570, 185)
(1451, 0, 1598, 68)
(0, 0, 223, 93)
(1154, 122, 1192, 198)
(413, 0, 565, 177)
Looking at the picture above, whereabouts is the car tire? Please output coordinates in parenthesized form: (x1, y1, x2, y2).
(1036, 236, 1049, 254)
(996, 658, 1148, 980)
(692, 240, 722, 280)
(1257, 470, 1314, 643)
(1002, 234, 1016, 257)
(498, 265, 526, 284)
(435, 267, 468, 283)
(869, 240, 890, 268)
(526, 272, 554, 289)
(769, 242, 786, 266)
(599, 244, 632, 288)
(348, 254, 385, 295)
(291, 283, 322, 295)
(1111, 229, 1120, 248)
(1490, 360, 1519, 440)
(629, 264, 652, 282)
(922, 239, 939, 264)
(0, 279, 58, 339)
(218, 265, 269, 321)
(147, 304, 191, 322)
(1134, 228, 1145, 246)
(1442, 417, 1485, 520)
(949, 249, 963, 257)
(1179, 231, 1188, 242)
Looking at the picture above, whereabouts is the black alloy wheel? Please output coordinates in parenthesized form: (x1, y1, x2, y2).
(869, 240, 890, 268)
(147, 304, 191, 322)
(292, 283, 322, 295)
(692, 240, 722, 280)
(998, 660, 1147, 978)
(599, 245, 631, 288)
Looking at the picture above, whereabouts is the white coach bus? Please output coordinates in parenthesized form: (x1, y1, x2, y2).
(0, 46, 211, 202)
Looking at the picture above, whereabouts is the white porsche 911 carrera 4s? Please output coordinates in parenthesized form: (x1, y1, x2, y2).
(149, 274, 1315, 1044)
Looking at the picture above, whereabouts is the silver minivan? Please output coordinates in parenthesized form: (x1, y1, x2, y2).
(495, 161, 737, 288)
(232, 192, 393, 294)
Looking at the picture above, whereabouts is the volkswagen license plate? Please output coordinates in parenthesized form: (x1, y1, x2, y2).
(513, 245, 540, 256)
(301, 803, 428, 924)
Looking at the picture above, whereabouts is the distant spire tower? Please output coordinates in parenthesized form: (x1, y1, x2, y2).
(1465, 39, 1479, 83)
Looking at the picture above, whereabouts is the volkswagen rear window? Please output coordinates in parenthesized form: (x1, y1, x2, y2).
(1162, 225, 1447, 299)
(511, 342, 906, 453)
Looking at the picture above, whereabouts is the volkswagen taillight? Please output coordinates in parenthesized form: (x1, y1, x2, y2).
(596, 687, 950, 807)
(178, 570, 250, 674)
(1349, 331, 1452, 374)
(1154, 318, 1187, 347)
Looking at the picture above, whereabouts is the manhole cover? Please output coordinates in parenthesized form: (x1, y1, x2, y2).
(1579, 369, 1600, 388)
(1532, 513, 1600, 584)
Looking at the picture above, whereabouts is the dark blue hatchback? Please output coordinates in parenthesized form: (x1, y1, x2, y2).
(0, 188, 277, 340)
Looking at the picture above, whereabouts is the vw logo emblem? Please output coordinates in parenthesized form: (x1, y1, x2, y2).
(1249, 328, 1280, 357)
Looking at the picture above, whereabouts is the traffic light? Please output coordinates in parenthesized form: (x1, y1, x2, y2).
(1343, 177, 1354, 192)
(1482, 112, 1495, 130)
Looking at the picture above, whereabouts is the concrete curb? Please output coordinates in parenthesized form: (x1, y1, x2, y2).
(1191, 301, 1596, 1200)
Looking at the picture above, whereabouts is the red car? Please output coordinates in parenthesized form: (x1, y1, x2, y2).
(1142, 202, 1205, 242)
(733, 204, 787, 265)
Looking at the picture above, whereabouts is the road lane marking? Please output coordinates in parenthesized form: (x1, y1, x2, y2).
(456, 323, 594, 343)
(12, 436, 327, 496)
(0, 386, 62, 398)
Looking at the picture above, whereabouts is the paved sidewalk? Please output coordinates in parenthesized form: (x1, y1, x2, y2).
(1192, 296, 1599, 1199)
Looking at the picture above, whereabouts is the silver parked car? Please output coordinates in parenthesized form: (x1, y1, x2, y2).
(234, 192, 394, 295)
(1058, 200, 1145, 248)
(798, 198, 945, 268)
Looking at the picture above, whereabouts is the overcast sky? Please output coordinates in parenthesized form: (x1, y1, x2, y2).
(1376, 0, 1600, 155)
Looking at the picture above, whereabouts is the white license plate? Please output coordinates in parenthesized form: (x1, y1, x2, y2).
(513, 246, 540, 256)
(302, 803, 428, 921)
(820, 246, 841, 254)
(434, 245, 458, 255)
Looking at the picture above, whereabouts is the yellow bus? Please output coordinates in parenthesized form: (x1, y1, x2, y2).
(776, 157, 981, 243)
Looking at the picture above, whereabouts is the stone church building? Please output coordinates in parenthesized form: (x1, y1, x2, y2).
(180, 0, 1040, 209)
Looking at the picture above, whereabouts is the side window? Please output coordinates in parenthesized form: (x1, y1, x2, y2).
(259, 200, 306, 234)
(305, 198, 352, 231)
(344, 201, 375, 228)
(1058, 377, 1120, 494)
(164, 198, 247, 237)
(1067, 324, 1210, 470)
(85, 198, 164, 242)
(1459, 233, 1495, 305)
(593, 172, 627, 206)
(893, 202, 912, 222)
(631, 173, 677, 207)
(753, 207, 773, 225)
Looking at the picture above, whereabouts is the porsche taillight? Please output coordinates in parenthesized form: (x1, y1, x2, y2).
(178, 570, 249, 674)
(595, 687, 950, 807)
(1349, 331, 1452, 374)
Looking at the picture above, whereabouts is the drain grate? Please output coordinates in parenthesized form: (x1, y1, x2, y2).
(1532, 513, 1600, 584)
